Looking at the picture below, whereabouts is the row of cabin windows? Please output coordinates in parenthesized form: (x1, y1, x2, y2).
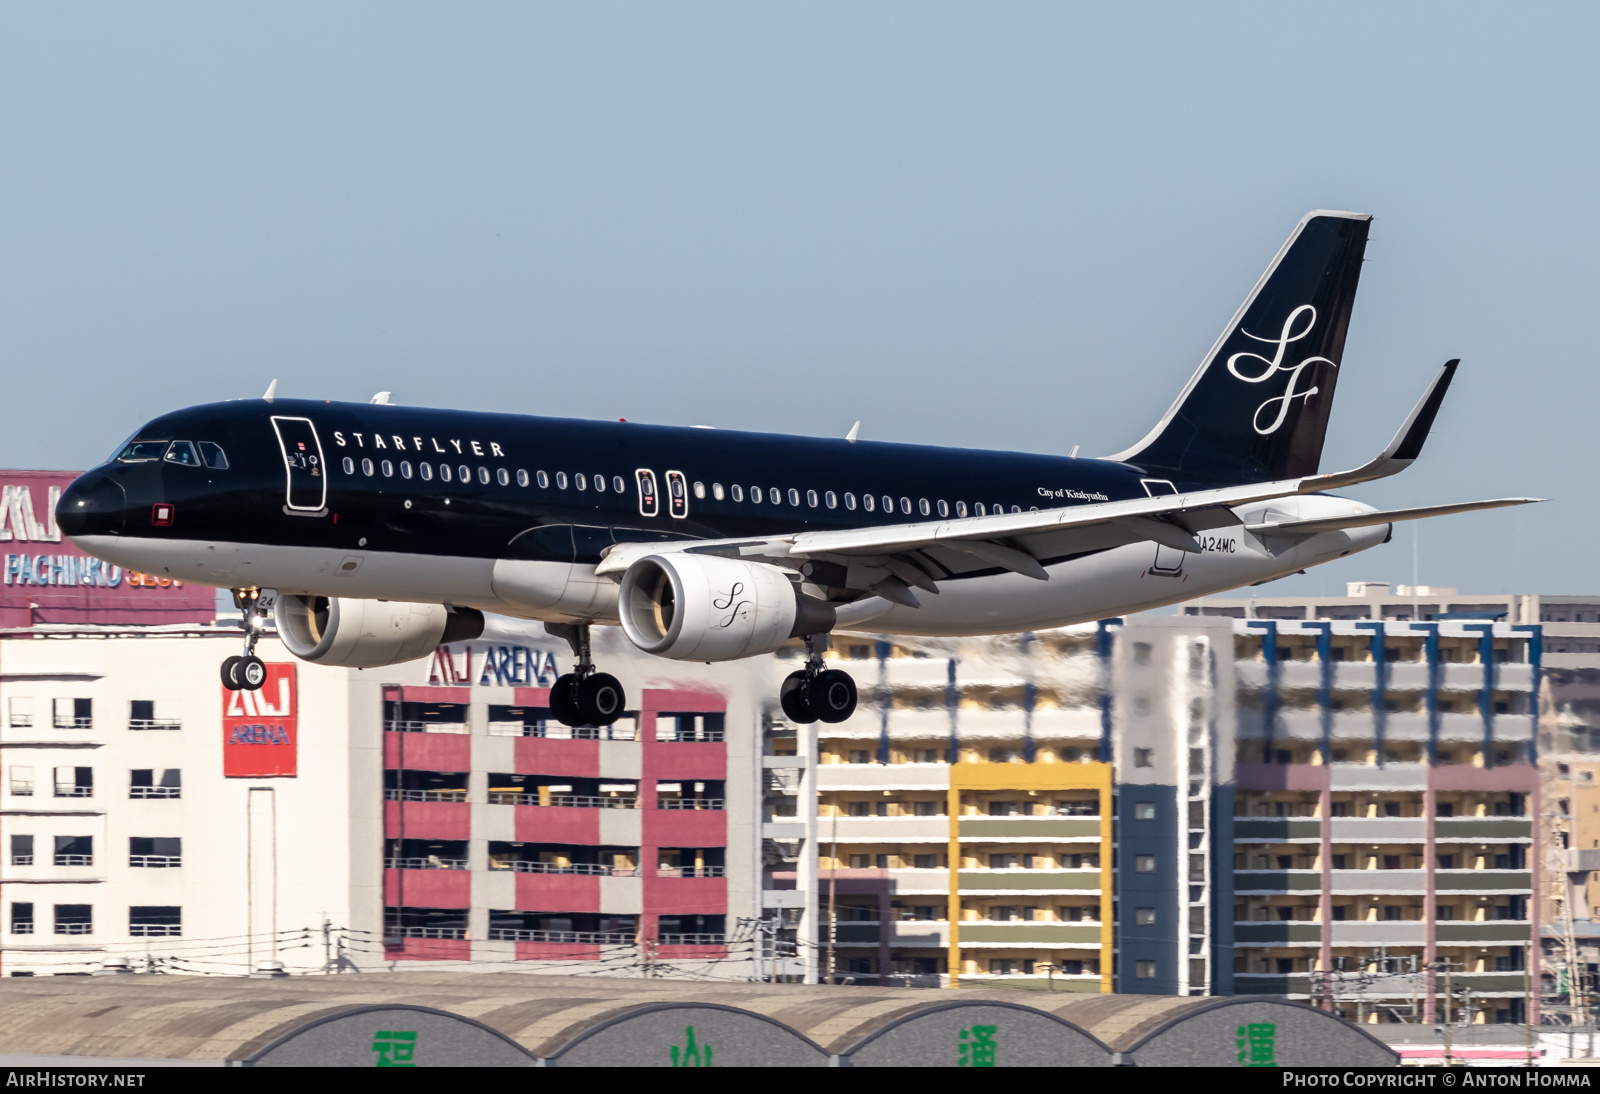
(8, 904, 180, 936)
(336, 458, 1031, 521)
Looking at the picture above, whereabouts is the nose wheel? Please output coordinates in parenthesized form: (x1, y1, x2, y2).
(545, 622, 626, 727)
(779, 636, 857, 724)
(221, 588, 271, 692)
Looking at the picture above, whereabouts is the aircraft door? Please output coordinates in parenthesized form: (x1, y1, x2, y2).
(271, 417, 328, 513)
(1140, 478, 1184, 575)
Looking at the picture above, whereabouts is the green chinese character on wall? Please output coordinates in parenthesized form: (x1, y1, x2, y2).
(1236, 1023, 1276, 1067)
(958, 1024, 997, 1067)
(372, 1030, 417, 1067)
(670, 1025, 713, 1066)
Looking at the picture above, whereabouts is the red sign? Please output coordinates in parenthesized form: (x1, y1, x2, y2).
(222, 663, 298, 777)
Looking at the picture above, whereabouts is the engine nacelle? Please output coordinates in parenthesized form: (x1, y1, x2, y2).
(274, 596, 485, 669)
(618, 553, 836, 662)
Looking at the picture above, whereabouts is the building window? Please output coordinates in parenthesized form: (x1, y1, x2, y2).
(128, 700, 179, 731)
(129, 838, 182, 868)
(1135, 854, 1156, 873)
(52, 698, 92, 730)
(130, 769, 182, 799)
(1136, 907, 1156, 925)
(53, 905, 92, 935)
(8, 766, 32, 797)
(1136, 960, 1157, 979)
(53, 836, 92, 867)
(10, 835, 32, 866)
(8, 697, 32, 728)
(1135, 802, 1156, 820)
(848, 750, 870, 764)
(10, 903, 33, 935)
(1134, 749, 1153, 768)
(53, 766, 92, 798)
(1132, 642, 1152, 665)
(129, 907, 181, 937)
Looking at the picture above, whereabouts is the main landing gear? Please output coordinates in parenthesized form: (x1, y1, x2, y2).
(221, 588, 270, 692)
(779, 635, 858, 725)
(545, 622, 625, 728)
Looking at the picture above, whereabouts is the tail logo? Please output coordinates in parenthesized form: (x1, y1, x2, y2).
(1227, 304, 1336, 435)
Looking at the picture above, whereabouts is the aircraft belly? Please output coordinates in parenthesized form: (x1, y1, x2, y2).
(491, 558, 620, 623)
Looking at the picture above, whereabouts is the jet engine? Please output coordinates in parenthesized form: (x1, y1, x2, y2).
(274, 596, 485, 668)
(618, 553, 836, 662)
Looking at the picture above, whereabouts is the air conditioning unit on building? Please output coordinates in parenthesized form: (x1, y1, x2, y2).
(1566, 848, 1600, 873)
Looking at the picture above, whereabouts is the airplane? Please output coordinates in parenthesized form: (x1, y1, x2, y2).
(56, 210, 1539, 727)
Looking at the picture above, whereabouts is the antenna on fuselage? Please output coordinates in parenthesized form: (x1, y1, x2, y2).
(370, 392, 393, 405)
(262, 379, 278, 402)
(846, 421, 860, 444)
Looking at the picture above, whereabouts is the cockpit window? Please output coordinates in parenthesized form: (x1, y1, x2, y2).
(198, 442, 229, 470)
(163, 441, 201, 467)
(117, 440, 168, 463)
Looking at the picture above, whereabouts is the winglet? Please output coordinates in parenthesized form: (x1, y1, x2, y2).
(370, 391, 393, 405)
(262, 378, 278, 403)
(846, 421, 860, 444)
(1303, 360, 1458, 492)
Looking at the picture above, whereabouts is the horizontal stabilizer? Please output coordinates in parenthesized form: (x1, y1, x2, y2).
(1246, 496, 1544, 536)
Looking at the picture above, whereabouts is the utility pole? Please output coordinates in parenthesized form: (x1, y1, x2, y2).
(1442, 960, 1457, 1066)
(827, 812, 839, 985)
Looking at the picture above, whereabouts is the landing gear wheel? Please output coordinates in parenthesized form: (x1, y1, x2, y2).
(549, 673, 582, 727)
(220, 656, 244, 691)
(238, 655, 268, 691)
(577, 673, 626, 727)
(780, 670, 817, 724)
(808, 669, 857, 724)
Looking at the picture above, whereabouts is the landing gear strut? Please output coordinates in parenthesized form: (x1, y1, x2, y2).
(780, 635, 857, 725)
(221, 588, 270, 692)
(546, 622, 625, 728)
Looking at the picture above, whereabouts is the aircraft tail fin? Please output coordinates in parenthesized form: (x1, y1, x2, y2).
(1108, 210, 1372, 484)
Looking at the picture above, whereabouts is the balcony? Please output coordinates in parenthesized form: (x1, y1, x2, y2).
(128, 719, 181, 731)
(384, 857, 468, 870)
(52, 718, 92, 730)
(490, 861, 637, 876)
(488, 792, 637, 809)
(10, 855, 31, 866)
(385, 789, 468, 803)
(659, 933, 727, 945)
(386, 926, 467, 940)
(54, 922, 93, 935)
(129, 787, 180, 800)
(1330, 869, 1426, 893)
(1233, 818, 1321, 841)
(656, 866, 725, 878)
(1435, 921, 1531, 943)
(823, 817, 948, 842)
(1233, 922, 1322, 944)
(384, 720, 467, 734)
(656, 798, 725, 811)
(1434, 817, 1532, 841)
(958, 817, 1100, 839)
(487, 928, 631, 944)
(129, 924, 180, 937)
(956, 922, 1101, 945)
(1434, 870, 1531, 891)
(956, 870, 1100, 893)
(1234, 870, 1320, 892)
(53, 787, 92, 800)
(1327, 921, 1426, 945)
(128, 855, 181, 868)
(1328, 818, 1426, 842)
(53, 855, 93, 867)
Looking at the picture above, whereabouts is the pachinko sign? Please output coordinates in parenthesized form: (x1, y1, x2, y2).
(222, 662, 297, 777)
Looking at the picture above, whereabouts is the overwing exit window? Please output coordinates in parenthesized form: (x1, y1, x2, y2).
(636, 470, 659, 518)
(665, 471, 688, 519)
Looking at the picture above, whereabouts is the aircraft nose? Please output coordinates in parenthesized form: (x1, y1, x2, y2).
(56, 472, 127, 541)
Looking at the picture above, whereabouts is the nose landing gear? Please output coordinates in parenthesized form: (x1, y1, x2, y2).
(779, 636, 858, 724)
(545, 622, 626, 728)
(221, 588, 271, 692)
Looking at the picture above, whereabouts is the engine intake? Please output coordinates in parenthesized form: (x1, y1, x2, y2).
(274, 596, 484, 668)
(618, 554, 835, 662)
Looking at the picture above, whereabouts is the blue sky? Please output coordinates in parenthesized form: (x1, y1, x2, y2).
(1, 3, 1594, 596)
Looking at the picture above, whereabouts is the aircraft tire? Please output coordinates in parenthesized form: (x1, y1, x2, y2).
(238, 655, 268, 691)
(808, 669, 857, 724)
(220, 656, 243, 691)
(549, 674, 582, 727)
(577, 673, 626, 727)
(779, 670, 817, 724)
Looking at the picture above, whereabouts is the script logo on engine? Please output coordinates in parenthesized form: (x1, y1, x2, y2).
(712, 583, 750, 629)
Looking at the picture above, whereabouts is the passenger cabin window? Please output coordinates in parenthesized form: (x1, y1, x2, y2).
(401, 461, 413, 479)
(956, 501, 967, 517)
(441, 464, 454, 483)
(863, 495, 875, 512)
(163, 441, 201, 467)
(712, 483, 725, 500)
(420, 463, 434, 481)
(574, 472, 587, 491)
(692, 481, 706, 499)
(749, 486, 762, 503)
(666, 472, 688, 518)
(535, 470, 547, 487)
(636, 469, 659, 517)
(197, 442, 228, 470)
(729, 484, 742, 502)
(918, 499, 931, 516)
(497, 468, 510, 486)
(770, 486, 781, 506)
(787, 488, 800, 507)
(117, 440, 167, 462)
(824, 491, 836, 509)
(592, 473, 605, 492)
(517, 469, 529, 487)
(612, 476, 625, 493)
(341, 457, 355, 474)
(381, 460, 393, 477)
(554, 471, 566, 489)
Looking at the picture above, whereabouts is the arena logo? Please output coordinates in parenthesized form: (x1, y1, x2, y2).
(222, 662, 297, 778)
(0, 484, 61, 543)
(429, 644, 560, 687)
(227, 723, 291, 745)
